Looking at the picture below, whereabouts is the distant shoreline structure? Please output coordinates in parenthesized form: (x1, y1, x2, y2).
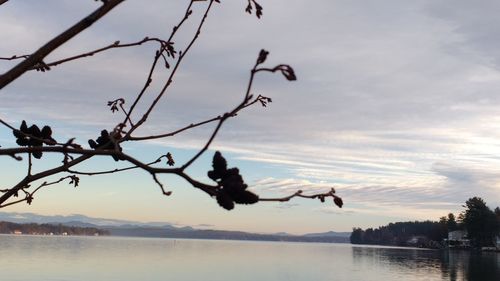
(0, 221, 109, 236)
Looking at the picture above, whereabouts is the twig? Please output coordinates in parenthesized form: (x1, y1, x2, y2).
(0, 154, 92, 206)
(152, 174, 172, 196)
(181, 57, 260, 170)
(126, 0, 216, 137)
(0, 55, 30, 61)
(68, 155, 166, 176)
(27, 153, 32, 176)
(0, 0, 124, 89)
(130, 116, 223, 141)
(259, 188, 343, 208)
(128, 95, 264, 141)
(123, 0, 195, 127)
(0, 175, 77, 208)
(34, 38, 169, 71)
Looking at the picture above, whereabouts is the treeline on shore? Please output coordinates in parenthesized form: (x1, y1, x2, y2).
(0, 221, 109, 236)
(350, 221, 447, 248)
(350, 197, 499, 248)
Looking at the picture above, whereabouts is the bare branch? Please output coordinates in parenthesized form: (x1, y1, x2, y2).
(0, 1, 343, 211)
(68, 155, 166, 176)
(123, 0, 196, 126)
(126, 0, 216, 137)
(27, 153, 32, 176)
(129, 116, 222, 141)
(181, 56, 260, 170)
(152, 174, 172, 196)
(259, 188, 343, 208)
(0, 0, 124, 89)
(30, 38, 169, 71)
(129, 94, 266, 141)
(0, 55, 30, 61)
(0, 175, 78, 208)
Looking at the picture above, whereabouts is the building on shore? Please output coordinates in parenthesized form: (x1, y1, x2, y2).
(445, 230, 470, 248)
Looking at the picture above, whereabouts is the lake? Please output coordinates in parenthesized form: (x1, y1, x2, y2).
(0, 235, 498, 281)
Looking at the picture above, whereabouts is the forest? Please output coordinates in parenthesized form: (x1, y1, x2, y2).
(350, 197, 500, 248)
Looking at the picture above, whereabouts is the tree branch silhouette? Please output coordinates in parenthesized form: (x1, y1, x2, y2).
(0, 0, 124, 89)
(0, 0, 343, 211)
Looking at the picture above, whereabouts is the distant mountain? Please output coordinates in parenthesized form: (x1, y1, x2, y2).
(53, 220, 100, 228)
(0, 212, 175, 228)
(0, 211, 350, 243)
(103, 225, 349, 243)
(303, 231, 351, 238)
(274, 232, 292, 236)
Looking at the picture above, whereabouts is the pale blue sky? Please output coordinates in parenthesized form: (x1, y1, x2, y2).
(1, 0, 500, 234)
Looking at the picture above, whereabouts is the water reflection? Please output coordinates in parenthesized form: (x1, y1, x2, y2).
(0, 235, 498, 281)
(352, 246, 500, 281)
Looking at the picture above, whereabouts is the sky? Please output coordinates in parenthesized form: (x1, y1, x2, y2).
(1, 0, 500, 234)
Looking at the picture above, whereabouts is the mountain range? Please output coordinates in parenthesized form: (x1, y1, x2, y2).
(0, 211, 350, 243)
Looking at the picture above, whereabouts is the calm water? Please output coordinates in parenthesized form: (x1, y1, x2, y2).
(0, 235, 498, 281)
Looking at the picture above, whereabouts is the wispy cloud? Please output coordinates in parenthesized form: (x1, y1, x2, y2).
(273, 203, 300, 209)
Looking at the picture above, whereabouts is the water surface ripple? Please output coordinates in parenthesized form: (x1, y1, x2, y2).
(0, 235, 498, 281)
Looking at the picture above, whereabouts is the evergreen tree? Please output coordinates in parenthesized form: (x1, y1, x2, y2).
(350, 228, 363, 244)
(461, 197, 498, 247)
(446, 213, 458, 231)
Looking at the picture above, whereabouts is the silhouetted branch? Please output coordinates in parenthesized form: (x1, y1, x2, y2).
(123, 0, 195, 127)
(25, 37, 171, 71)
(0, 0, 344, 211)
(0, 0, 124, 89)
(67, 155, 167, 176)
(129, 94, 266, 141)
(0, 154, 92, 206)
(0, 175, 79, 208)
(0, 55, 30, 61)
(152, 174, 172, 196)
(126, 0, 216, 136)
(259, 188, 343, 208)
(129, 115, 223, 141)
(180, 58, 261, 170)
(27, 153, 32, 176)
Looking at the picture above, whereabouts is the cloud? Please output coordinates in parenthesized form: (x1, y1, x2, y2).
(431, 161, 500, 203)
(426, 0, 500, 68)
(195, 223, 215, 228)
(251, 171, 497, 221)
(273, 203, 300, 209)
(314, 206, 355, 215)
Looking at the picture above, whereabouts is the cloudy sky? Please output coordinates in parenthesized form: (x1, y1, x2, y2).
(1, 0, 500, 234)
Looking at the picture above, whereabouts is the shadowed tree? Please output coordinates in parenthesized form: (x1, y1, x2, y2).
(447, 213, 458, 232)
(0, 1, 343, 211)
(461, 197, 498, 247)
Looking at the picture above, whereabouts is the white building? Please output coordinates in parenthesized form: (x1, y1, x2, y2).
(448, 230, 466, 240)
(446, 230, 470, 248)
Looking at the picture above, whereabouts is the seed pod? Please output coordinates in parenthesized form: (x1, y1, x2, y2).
(216, 191, 234, 210)
(333, 197, 343, 208)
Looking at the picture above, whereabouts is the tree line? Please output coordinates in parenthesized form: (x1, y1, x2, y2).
(350, 197, 499, 248)
(0, 221, 109, 236)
